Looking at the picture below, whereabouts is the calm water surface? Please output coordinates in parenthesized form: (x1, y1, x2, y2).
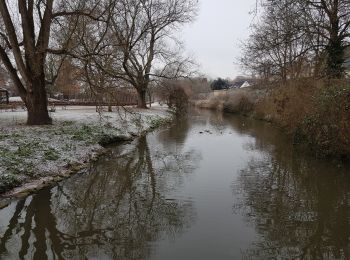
(0, 109, 349, 259)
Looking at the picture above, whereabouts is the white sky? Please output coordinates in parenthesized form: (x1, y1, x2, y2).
(181, 0, 257, 79)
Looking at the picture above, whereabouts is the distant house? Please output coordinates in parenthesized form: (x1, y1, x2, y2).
(230, 76, 255, 88)
(230, 80, 252, 89)
(231, 82, 243, 89)
(240, 81, 251, 88)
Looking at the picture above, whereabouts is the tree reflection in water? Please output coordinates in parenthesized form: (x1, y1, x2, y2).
(230, 116, 350, 260)
(0, 134, 199, 260)
(2, 111, 348, 260)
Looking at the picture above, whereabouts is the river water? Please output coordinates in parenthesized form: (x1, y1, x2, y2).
(0, 109, 349, 259)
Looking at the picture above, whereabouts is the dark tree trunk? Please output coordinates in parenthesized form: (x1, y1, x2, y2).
(0, 0, 55, 125)
(326, 38, 345, 78)
(137, 89, 148, 109)
(25, 75, 52, 125)
(325, 8, 344, 79)
(148, 90, 152, 107)
(280, 67, 287, 82)
(5, 91, 9, 104)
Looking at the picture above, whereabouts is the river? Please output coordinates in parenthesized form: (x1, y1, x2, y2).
(0, 109, 349, 259)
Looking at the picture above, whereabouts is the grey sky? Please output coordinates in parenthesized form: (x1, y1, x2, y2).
(182, 0, 257, 79)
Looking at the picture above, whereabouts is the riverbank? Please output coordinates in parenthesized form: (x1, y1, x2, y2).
(0, 106, 172, 201)
(195, 79, 350, 160)
(1, 108, 348, 259)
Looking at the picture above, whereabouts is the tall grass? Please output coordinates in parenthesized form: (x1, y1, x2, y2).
(195, 89, 258, 114)
(254, 78, 320, 130)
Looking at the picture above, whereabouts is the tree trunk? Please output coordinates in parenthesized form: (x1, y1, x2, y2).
(148, 90, 152, 108)
(5, 91, 9, 104)
(326, 13, 344, 79)
(25, 75, 52, 125)
(326, 38, 344, 78)
(137, 89, 148, 109)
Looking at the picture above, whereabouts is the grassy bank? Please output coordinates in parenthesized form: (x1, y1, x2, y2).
(195, 79, 350, 159)
(0, 106, 172, 198)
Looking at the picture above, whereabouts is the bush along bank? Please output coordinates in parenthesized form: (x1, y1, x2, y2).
(195, 79, 350, 160)
(294, 84, 350, 159)
(0, 108, 173, 201)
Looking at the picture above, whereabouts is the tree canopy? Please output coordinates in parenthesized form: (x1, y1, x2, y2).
(211, 78, 231, 90)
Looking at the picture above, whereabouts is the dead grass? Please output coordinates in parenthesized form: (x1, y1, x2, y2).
(295, 81, 350, 158)
(195, 89, 259, 113)
(195, 96, 224, 111)
(195, 78, 350, 159)
(254, 79, 322, 130)
(222, 91, 257, 115)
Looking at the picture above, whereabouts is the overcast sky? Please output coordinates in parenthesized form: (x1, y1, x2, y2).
(181, 0, 257, 79)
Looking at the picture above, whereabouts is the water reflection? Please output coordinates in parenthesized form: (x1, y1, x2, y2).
(157, 117, 190, 149)
(230, 116, 350, 260)
(0, 134, 199, 259)
(0, 111, 349, 260)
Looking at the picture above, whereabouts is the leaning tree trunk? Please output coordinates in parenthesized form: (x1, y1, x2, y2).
(137, 89, 148, 109)
(25, 75, 52, 125)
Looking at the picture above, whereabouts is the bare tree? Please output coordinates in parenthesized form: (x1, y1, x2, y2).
(108, 0, 198, 108)
(0, 0, 109, 125)
(0, 1, 55, 124)
(244, 0, 350, 80)
(51, 0, 197, 109)
(241, 0, 312, 81)
(301, 0, 350, 78)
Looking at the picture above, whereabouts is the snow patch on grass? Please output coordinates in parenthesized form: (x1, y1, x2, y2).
(0, 106, 172, 194)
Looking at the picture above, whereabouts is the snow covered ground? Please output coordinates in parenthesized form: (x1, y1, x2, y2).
(0, 106, 172, 195)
